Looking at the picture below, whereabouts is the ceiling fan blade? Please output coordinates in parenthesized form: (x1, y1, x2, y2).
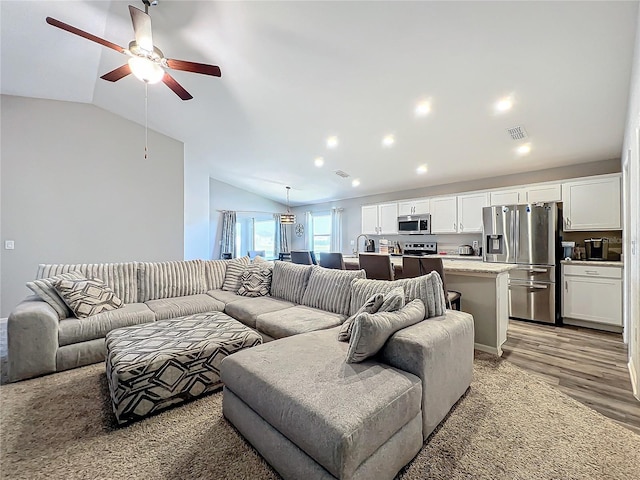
(166, 59, 222, 77)
(162, 73, 193, 101)
(100, 64, 132, 82)
(46, 17, 124, 53)
(128, 6, 154, 52)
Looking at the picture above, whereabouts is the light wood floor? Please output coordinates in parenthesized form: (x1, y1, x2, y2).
(502, 319, 640, 435)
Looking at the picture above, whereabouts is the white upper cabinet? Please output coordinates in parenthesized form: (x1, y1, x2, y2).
(526, 183, 562, 203)
(562, 175, 621, 231)
(430, 196, 458, 233)
(398, 199, 430, 216)
(457, 193, 489, 233)
(361, 202, 399, 235)
(490, 189, 526, 206)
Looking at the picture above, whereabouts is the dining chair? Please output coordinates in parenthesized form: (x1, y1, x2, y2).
(290, 250, 315, 265)
(358, 253, 394, 280)
(278, 252, 292, 262)
(403, 257, 461, 310)
(318, 252, 346, 270)
(247, 250, 266, 260)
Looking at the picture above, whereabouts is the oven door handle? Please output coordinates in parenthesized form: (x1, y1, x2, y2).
(509, 283, 549, 290)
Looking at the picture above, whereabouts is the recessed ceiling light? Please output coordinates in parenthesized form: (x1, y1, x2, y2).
(415, 100, 431, 117)
(416, 164, 428, 174)
(382, 135, 395, 147)
(351, 179, 360, 187)
(516, 144, 531, 155)
(495, 97, 513, 113)
(326, 136, 339, 149)
(314, 157, 324, 167)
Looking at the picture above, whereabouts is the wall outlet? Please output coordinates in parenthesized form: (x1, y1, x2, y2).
(5, 240, 15, 250)
(472, 240, 479, 250)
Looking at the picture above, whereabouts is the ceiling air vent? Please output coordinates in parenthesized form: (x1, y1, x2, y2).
(334, 170, 350, 178)
(506, 126, 528, 140)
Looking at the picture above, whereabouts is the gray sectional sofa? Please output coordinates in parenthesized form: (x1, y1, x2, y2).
(7, 256, 475, 479)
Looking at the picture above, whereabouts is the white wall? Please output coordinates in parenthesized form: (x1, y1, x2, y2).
(621, 7, 640, 400)
(184, 145, 211, 261)
(209, 178, 287, 259)
(0, 95, 184, 316)
(291, 159, 621, 254)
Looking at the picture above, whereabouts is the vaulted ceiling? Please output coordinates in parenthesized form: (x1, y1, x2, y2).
(1, 1, 638, 205)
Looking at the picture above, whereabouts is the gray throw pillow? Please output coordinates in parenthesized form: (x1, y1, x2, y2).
(222, 256, 251, 292)
(26, 271, 86, 319)
(54, 276, 124, 319)
(378, 286, 405, 313)
(345, 299, 425, 364)
(338, 292, 384, 342)
(237, 263, 273, 297)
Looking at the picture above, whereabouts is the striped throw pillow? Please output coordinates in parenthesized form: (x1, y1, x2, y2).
(222, 256, 251, 292)
(301, 266, 366, 315)
(270, 261, 313, 304)
(26, 271, 87, 319)
(138, 260, 206, 302)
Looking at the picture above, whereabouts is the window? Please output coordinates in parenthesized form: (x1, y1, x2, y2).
(235, 213, 277, 260)
(310, 211, 332, 255)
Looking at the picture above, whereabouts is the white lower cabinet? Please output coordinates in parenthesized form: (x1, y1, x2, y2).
(562, 264, 622, 328)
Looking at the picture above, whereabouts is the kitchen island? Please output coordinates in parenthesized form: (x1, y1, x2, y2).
(344, 255, 515, 355)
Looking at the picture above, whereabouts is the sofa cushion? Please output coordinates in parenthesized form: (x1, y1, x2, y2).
(27, 271, 86, 320)
(144, 294, 224, 320)
(54, 276, 124, 319)
(270, 261, 313, 304)
(207, 289, 245, 305)
(346, 299, 425, 363)
(58, 303, 155, 346)
(224, 296, 296, 329)
(203, 260, 228, 290)
(349, 272, 446, 319)
(220, 327, 422, 479)
(301, 266, 366, 316)
(37, 262, 139, 304)
(222, 256, 251, 292)
(237, 263, 273, 297)
(256, 305, 346, 339)
(138, 260, 206, 302)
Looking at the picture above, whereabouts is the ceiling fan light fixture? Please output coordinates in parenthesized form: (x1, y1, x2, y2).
(128, 56, 164, 84)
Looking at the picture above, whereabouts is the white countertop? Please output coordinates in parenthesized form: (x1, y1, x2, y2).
(560, 259, 623, 267)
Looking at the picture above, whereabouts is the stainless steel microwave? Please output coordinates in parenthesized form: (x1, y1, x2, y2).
(397, 215, 431, 235)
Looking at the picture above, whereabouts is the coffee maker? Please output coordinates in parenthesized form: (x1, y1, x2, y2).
(585, 238, 609, 261)
(365, 239, 376, 252)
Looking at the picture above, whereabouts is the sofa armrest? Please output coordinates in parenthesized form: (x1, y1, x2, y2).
(8, 296, 59, 382)
(381, 310, 474, 439)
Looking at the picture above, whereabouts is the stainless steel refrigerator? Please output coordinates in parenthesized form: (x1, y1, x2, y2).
(483, 203, 560, 324)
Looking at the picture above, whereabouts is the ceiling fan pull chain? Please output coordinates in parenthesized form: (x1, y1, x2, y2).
(144, 82, 148, 160)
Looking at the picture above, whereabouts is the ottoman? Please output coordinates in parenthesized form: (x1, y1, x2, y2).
(105, 311, 262, 424)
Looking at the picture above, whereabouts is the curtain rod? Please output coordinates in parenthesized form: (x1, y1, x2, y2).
(217, 209, 286, 215)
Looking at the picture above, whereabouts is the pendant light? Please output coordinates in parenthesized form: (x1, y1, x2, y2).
(281, 186, 296, 224)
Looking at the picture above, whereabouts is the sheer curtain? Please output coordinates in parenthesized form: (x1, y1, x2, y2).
(273, 214, 290, 256)
(220, 211, 236, 258)
(331, 207, 343, 252)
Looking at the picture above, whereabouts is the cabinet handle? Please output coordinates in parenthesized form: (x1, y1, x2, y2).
(460, 223, 464, 231)
(567, 218, 571, 226)
(585, 270, 599, 275)
(453, 222, 456, 231)
(565, 281, 568, 291)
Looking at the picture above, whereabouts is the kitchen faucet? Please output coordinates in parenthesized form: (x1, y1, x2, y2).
(355, 234, 369, 255)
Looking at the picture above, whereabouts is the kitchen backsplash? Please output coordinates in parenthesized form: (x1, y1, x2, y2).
(561, 230, 622, 260)
(376, 233, 483, 255)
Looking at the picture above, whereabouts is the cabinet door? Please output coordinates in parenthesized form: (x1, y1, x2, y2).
(361, 205, 379, 235)
(526, 183, 561, 203)
(398, 202, 414, 216)
(490, 189, 525, 206)
(413, 199, 430, 215)
(562, 176, 621, 230)
(378, 202, 399, 235)
(457, 193, 489, 233)
(430, 196, 458, 233)
(563, 275, 622, 326)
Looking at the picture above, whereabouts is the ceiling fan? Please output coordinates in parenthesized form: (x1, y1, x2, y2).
(45, 0, 221, 100)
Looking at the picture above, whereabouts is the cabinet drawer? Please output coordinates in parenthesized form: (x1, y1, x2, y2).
(563, 264, 622, 279)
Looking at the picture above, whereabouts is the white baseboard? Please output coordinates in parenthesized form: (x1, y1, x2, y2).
(474, 343, 502, 357)
(629, 360, 639, 401)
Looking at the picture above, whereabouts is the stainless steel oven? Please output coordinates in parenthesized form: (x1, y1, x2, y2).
(397, 215, 431, 235)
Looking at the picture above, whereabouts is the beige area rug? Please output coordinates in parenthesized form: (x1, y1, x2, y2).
(1, 353, 639, 480)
